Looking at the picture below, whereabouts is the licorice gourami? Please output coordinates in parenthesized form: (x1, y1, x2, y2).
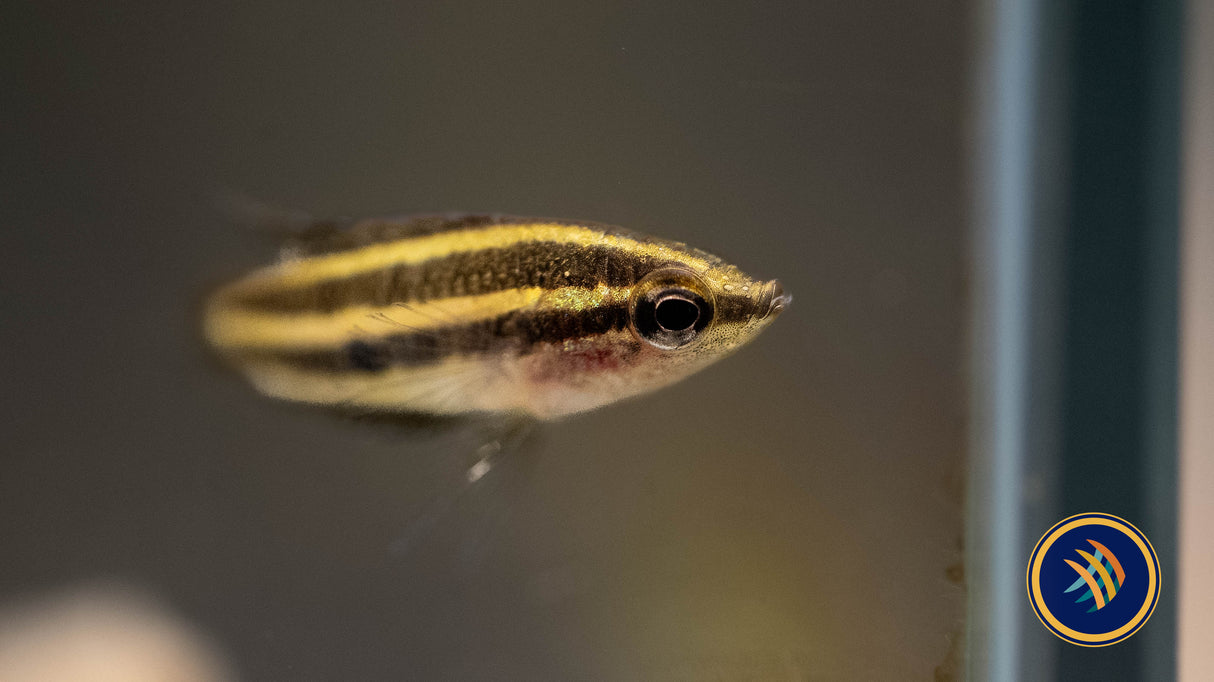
(203, 214, 788, 419)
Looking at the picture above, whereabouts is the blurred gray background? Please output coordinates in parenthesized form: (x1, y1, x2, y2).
(2, 1, 968, 679)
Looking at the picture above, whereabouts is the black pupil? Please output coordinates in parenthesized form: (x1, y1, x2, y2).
(654, 296, 700, 332)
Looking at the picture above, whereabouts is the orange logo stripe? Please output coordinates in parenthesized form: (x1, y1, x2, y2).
(1088, 539, 1126, 585)
(1065, 558, 1107, 609)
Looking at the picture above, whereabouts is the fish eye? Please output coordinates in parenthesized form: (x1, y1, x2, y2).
(630, 269, 714, 349)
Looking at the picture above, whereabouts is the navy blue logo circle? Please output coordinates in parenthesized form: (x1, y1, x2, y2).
(1026, 512, 1160, 646)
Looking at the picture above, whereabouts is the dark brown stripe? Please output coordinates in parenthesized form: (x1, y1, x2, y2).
(235, 302, 633, 372)
(231, 242, 659, 313)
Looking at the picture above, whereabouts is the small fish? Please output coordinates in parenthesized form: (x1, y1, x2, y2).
(203, 214, 788, 420)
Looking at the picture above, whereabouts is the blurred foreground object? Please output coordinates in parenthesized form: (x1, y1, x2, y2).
(0, 586, 232, 682)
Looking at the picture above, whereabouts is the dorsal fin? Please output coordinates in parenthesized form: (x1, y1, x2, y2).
(218, 197, 717, 266)
(217, 194, 524, 259)
(279, 213, 518, 260)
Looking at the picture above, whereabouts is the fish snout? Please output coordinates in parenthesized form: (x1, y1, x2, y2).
(757, 279, 791, 320)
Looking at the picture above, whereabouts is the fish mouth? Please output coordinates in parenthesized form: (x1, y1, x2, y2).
(756, 279, 791, 320)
